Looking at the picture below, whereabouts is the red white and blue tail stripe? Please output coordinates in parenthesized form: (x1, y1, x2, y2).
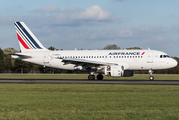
(14, 22, 47, 52)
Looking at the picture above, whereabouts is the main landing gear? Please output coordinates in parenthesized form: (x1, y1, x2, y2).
(149, 69, 154, 81)
(97, 74, 103, 80)
(88, 74, 95, 80)
(88, 73, 103, 80)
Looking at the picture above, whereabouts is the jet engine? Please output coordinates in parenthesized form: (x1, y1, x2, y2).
(104, 65, 134, 77)
(104, 65, 124, 77)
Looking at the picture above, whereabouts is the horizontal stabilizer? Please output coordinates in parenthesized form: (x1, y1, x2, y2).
(10, 53, 32, 59)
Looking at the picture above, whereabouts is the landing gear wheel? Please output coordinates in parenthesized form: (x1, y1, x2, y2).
(88, 75, 95, 80)
(149, 69, 154, 81)
(149, 76, 154, 81)
(97, 74, 103, 80)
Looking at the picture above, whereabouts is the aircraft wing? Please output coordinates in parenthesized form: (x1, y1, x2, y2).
(60, 58, 117, 68)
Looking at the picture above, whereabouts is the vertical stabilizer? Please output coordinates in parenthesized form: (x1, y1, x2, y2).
(14, 22, 47, 52)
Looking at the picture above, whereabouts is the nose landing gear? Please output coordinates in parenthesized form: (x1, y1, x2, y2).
(149, 69, 154, 81)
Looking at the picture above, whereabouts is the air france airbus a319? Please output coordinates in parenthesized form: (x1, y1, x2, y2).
(11, 22, 178, 81)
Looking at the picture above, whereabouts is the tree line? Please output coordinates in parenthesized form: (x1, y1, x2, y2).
(0, 44, 178, 74)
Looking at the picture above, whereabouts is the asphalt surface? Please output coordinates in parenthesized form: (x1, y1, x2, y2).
(0, 79, 179, 85)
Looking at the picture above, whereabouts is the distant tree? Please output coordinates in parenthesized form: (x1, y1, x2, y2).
(0, 48, 5, 72)
(3, 48, 19, 54)
(125, 47, 142, 50)
(103, 44, 120, 50)
(4, 54, 12, 73)
(48, 46, 59, 51)
(13, 60, 33, 73)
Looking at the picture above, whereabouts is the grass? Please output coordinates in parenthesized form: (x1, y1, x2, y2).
(0, 84, 179, 119)
(0, 74, 179, 80)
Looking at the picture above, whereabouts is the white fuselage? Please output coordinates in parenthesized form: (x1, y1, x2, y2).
(12, 49, 178, 71)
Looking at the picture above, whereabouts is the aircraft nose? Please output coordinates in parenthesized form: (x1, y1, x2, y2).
(171, 59, 178, 68)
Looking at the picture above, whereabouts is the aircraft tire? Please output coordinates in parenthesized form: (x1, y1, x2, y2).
(97, 74, 103, 80)
(88, 75, 95, 80)
(149, 76, 154, 81)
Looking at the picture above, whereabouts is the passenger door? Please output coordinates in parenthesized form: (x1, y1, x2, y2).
(147, 52, 153, 63)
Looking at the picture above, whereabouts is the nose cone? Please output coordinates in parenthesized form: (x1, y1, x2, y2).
(171, 59, 178, 68)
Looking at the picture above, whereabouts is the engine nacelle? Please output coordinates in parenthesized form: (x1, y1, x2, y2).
(74, 66, 86, 71)
(104, 65, 124, 77)
(104, 65, 134, 77)
(123, 70, 134, 77)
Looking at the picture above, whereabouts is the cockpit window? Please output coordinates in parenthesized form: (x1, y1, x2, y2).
(160, 55, 170, 58)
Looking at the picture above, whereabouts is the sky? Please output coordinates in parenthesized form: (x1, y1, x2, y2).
(0, 0, 179, 57)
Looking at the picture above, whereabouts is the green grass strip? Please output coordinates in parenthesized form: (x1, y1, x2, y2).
(0, 84, 179, 119)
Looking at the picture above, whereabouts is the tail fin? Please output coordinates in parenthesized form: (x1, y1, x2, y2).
(14, 22, 47, 53)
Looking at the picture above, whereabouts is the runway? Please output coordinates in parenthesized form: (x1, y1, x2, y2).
(0, 79, 179, 85)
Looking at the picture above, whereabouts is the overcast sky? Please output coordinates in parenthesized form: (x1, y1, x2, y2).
(0, 0, 179, 57)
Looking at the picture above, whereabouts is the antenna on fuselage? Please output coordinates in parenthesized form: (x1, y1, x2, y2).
(148, 47, 150, 50)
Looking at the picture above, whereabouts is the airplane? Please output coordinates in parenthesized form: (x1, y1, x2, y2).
(11, 22, 178, 81)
